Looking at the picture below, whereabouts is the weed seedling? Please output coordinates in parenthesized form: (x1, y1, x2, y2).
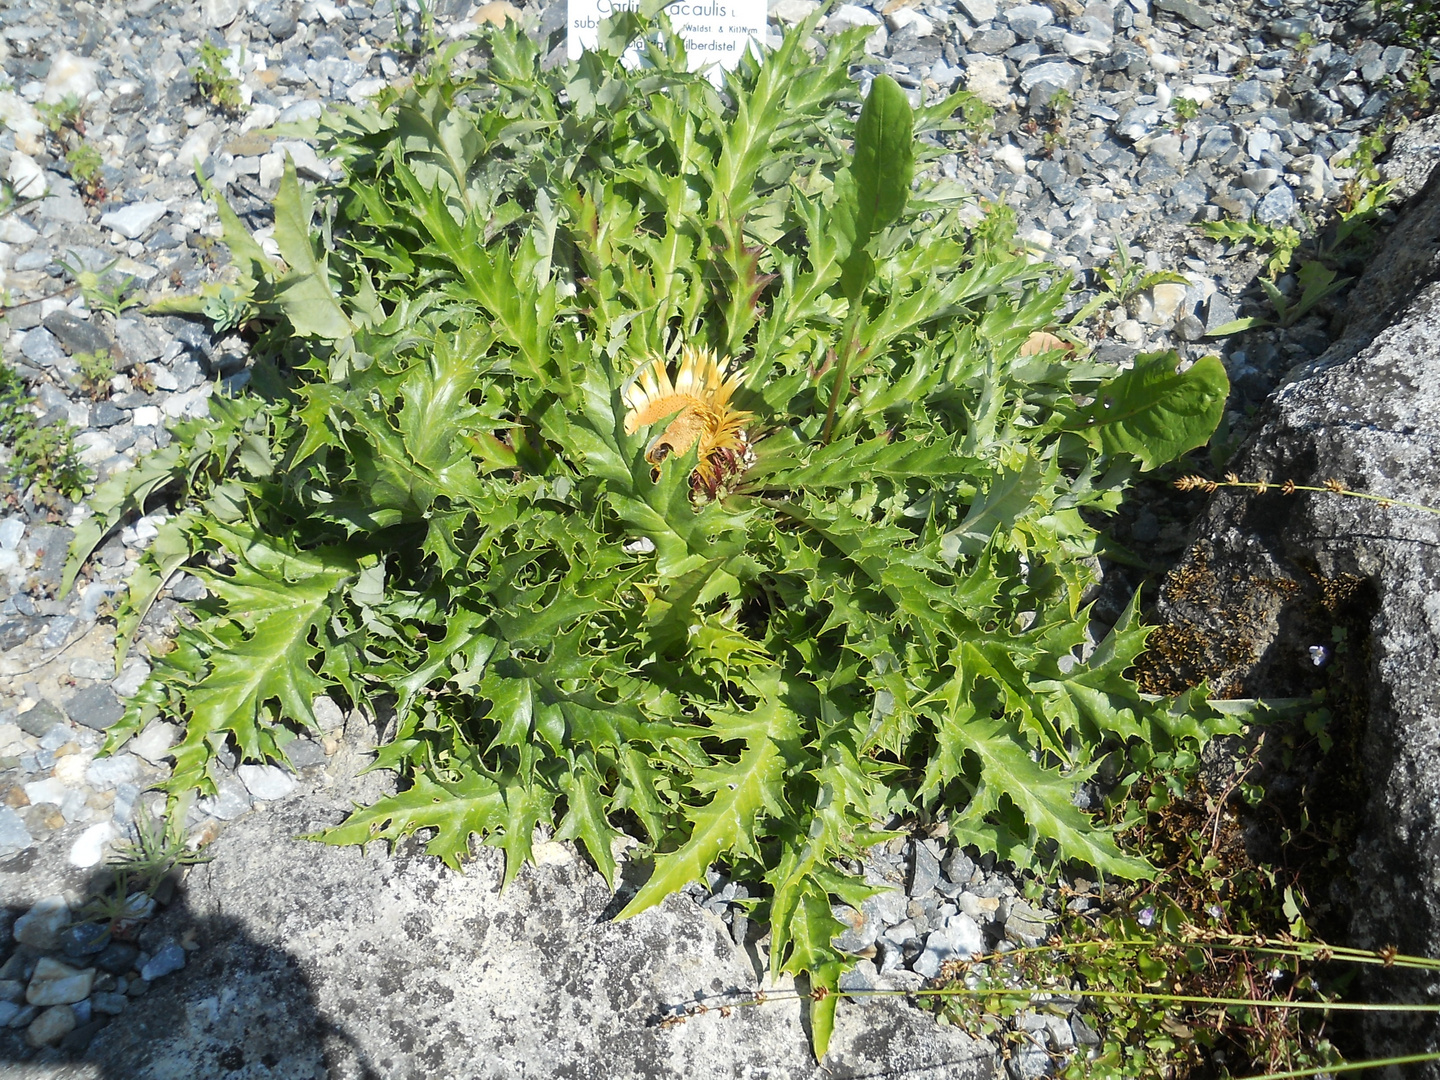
(35, 92, 84, 137)
(0, 363, 89, 507)
(75, 349, 118, 399)
(1207, 259, 1351, 334)
(955, 93, 995, 142)
(190, 39, 243, 113)
(106, 792, 215, 896)
(1070, 230, 1188, 326)
(55, 253, 144, 317)
(1201, 217, 1304, 279)
(65, 142, 106, 205)
(131, 361, 158, 395)
(1171, 96, 1201, 126)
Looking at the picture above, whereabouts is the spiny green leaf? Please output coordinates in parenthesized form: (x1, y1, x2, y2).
(166, 524, 357, 789)
(313, 768, 504, 870)
(555, 756, 621, 888)
(927, 679, 1154, 880)
(618, 684, 801, 918)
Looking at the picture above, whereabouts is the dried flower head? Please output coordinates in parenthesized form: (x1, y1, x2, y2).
(622, 343, 756, 498)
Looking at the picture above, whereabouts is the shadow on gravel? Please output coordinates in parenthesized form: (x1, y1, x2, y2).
(0, 874, 380, 1080)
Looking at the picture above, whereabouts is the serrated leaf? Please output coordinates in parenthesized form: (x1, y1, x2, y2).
(62, 444, 184, 596)
(313, 768, 503, 870)
(112, 511, 196, 671)
(928, 678, 1154, 880)
(618, 684, 801, 918)
(1065, 352, 1229, 470)
(555, 757, 620, 887)
(166, 524, 356, 789)
(939, 454, 1045, 565)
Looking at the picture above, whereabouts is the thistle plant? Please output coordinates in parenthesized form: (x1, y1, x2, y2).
(71, 13, 1234, 1055)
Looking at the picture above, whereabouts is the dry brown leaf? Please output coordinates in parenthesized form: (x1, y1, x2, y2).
(1020, 330, 1073, 356)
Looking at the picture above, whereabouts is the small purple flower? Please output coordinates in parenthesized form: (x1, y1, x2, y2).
(1137, 905, 1157, 928)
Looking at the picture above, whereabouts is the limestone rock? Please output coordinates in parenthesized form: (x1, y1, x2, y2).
(65, 787, 997, 1079)
(1150, 152, 1440, 1070)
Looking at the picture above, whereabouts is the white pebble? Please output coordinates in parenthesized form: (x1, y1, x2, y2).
(130, 720, 179, 765)
(69, 657, 110, 681)
(0, 518, 24, 551)
(52, 753, 93, 787)
(86, 754, 140, 790)
(237, 763, 297, 801)
(993, 143, 1028, 174)
(1149, 281, 1189, 324)
(22, 778, 68, 806)
(68, 822, 117, 868)
(8, 153, 46, 200)
(42, 51, 99, 105)
(1149, 51, 1181, 74)
(0, 91, 43, 155)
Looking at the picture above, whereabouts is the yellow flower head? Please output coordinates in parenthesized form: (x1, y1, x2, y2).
(621, 343, 755, 498)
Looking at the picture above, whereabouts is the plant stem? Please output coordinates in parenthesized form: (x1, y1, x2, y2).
(1177, 474, 1440, 516)
(704, 985, 1440, 1014)
(984, 936, 1440, 972)
(1241, 1051, 1440, 1080)
(820, 306, 862, 445)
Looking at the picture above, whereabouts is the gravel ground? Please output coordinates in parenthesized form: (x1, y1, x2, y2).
(0, 0, 1425, 1068)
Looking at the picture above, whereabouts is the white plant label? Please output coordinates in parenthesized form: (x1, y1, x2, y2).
(567, 0, 767, 72)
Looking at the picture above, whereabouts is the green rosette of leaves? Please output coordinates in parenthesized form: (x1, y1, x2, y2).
(74, 7, 1233, 1056)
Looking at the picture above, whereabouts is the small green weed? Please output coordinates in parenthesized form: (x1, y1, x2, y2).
(1201, 133, 1394, 336)
(35, 93, 84, 136)
(1208, 260, 1350, 334)
(202, 283, 254, 333)
(954, 93, 995, 141)
(390, 0, 443, 54)
(74, 349, 118, 399)
(81, 793, 215, 935)
(130, 361, 158, 395)
(190, 39, 243, 113)
(1406, 63, 1434, 109)
(1339, 128, 1386, 186)
(0, 362, 89, 507)
(1381, 0, 1440, 64)
(1070, 233, 1188, 327)
(1201, 218, 1304, 280)
(969, 198, 1019, 256)
(55, 252, 144, 317)
(64, 142, 106, 205)
(1171, 96, 1201, 124)
(107, 792, 215, 895)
